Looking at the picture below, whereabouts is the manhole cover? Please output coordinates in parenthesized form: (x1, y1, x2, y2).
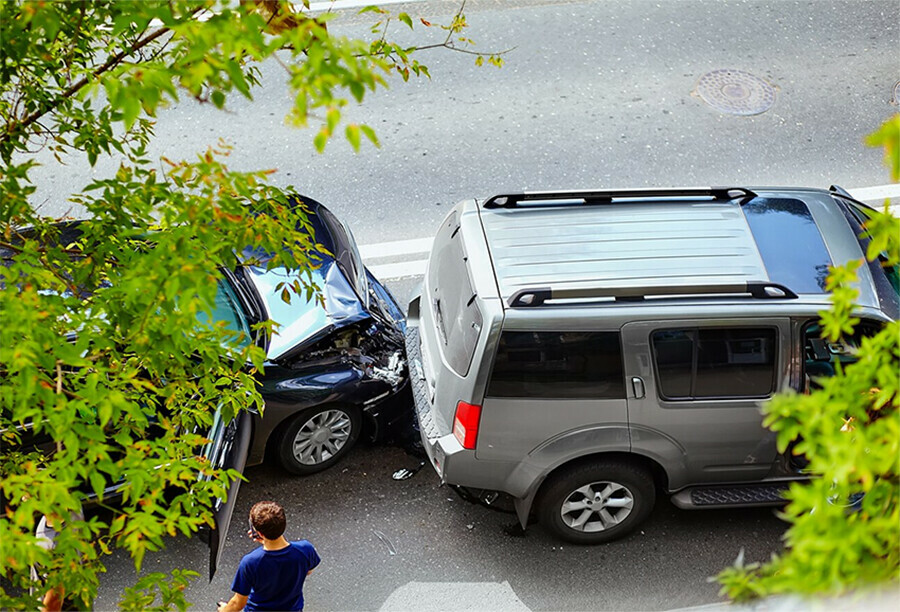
(891, 80, 900, 106)
(695, 69, 776, 116)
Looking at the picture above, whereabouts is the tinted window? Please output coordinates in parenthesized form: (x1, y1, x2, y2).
(428, 211, 483, 375)
(802, 319, 884, 390)
(837, 198, 899, 319)
(195, 278, 253, 349)
(743, 198, 831, 293)
(652, 328, 777, 399)
(487, 331, 625, 399)
(652, 329, 694, 398)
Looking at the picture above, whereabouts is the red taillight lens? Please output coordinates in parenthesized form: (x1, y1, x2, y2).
(453, 401, 482, 450)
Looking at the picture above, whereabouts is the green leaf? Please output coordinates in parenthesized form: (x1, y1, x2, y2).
(326, 108, 341, 135)
(224, 59, 252, 99)
(98, 400, 113, 427)
(349, 81, 365, 102)
(211, 90, 226, 109)
(345, 124, 361, 151)
(121, 95, 141, 131)
(89, 471, 106, 499)
(398, 13, 413, 29)
(313, 129, 328, 153)
(360, 125, 380, 148)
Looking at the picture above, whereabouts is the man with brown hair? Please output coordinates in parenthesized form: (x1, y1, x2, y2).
(217, 501, 320, 612)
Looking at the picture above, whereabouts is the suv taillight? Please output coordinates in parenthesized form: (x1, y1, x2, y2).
(453, 401, 481, 450)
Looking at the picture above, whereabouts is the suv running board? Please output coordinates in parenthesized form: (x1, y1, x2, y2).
(671, 483, 792, 509)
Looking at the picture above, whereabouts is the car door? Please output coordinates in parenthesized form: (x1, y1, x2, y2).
(203, 409, 253, 579)
(621, 319, 791, 491)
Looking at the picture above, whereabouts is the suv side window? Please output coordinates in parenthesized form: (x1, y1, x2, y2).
(487, 331, 625, 399)
(652, 327, 777, 400)
(802, 319, 883, 391)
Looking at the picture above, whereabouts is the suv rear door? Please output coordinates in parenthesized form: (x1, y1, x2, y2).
(621, 319, 790, 489)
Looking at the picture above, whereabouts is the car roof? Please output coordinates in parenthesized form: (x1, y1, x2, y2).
(474, 187, 880, 311)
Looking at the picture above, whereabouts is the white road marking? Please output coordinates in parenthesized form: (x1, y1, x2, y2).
(363, 184, 900, 280)
(148, 0, 424, 25)
(368, 259, 428, 280)
(358, 236, 433, 259)
(307, 0, 426, 12)
(847, 183, 900, 202)
(379, 581, 530, 612)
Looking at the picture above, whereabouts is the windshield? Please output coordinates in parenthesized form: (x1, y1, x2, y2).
(837, 198, 900, 318)
(195, 278, 254, 350)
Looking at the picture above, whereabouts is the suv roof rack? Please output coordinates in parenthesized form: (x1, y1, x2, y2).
(507, 282, 798, 307)
(482, 187, 757, 209)
(829, 184, 858, 200)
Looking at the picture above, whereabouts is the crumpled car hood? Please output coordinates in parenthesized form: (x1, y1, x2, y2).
(243, 260, 371, 362)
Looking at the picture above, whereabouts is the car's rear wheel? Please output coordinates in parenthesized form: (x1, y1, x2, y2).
(278, 405, 362, 475)
(538, 460, 655, 544)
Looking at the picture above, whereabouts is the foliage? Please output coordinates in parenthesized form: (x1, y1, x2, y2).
(717, 115, 900, 600)
(0, 1, 500, 609)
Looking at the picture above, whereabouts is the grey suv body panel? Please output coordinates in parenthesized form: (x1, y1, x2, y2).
(405, 186, 895, 538)
(621, 318, 791, 490)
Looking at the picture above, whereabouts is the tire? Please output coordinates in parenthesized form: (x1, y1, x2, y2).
(278, 405, 362, 475)
(538, 460, 656, 544)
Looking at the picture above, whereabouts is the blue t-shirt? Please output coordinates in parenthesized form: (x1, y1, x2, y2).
(231, 541, 321, 611)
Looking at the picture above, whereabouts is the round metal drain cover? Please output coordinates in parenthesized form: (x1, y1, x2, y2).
(695, 69, 776, 115)
(891, 80, 900, 106)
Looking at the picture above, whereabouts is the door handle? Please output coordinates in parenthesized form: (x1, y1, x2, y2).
(631, 377, 645, 399)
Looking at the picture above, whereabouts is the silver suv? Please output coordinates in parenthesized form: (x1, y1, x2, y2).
(405, 186, 897, 544)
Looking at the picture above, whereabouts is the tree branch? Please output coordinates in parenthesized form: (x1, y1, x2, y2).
(1, 5, 204, 149)
(63, 2, 88, 78)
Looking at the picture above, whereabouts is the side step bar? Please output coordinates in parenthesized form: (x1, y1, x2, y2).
(671, 483, 792, 510)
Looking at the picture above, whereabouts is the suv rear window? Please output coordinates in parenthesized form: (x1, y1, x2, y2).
(742, 198, 832, 294)
(487, 331, 625, 399)
(652, 327, 777, 400)
(428, 211, 483, 376)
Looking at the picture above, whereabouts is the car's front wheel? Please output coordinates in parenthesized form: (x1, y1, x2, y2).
(538, 460, 655, 544)
(278, 405, 362, 475)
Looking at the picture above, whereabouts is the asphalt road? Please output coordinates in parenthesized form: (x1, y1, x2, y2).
(20, 0, 899, 609)
(31, 0, 900, 245)
(92, 443, 787, 612)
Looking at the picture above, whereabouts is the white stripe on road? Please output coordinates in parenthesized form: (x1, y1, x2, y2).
(149, 0, 425, 24)
(307, 0, 426, 12)
(368, 259, 428, 280)
(847, 183, 900, 202)
(358, 236, 433, 259)
(363, 184, 900, 280)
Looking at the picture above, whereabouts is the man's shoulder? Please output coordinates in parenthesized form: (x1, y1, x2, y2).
(289, 540, 321, 567)
(290, 540, 316, 552)
(238, 546, 267, 567)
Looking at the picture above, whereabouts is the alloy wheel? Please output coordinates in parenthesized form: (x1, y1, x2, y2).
(559, 481, 635, 533)
(291, 409, 353, 465)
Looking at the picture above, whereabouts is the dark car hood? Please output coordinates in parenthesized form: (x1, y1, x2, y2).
(239, 197, 380, 362)
(243, 260, 371, 362)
